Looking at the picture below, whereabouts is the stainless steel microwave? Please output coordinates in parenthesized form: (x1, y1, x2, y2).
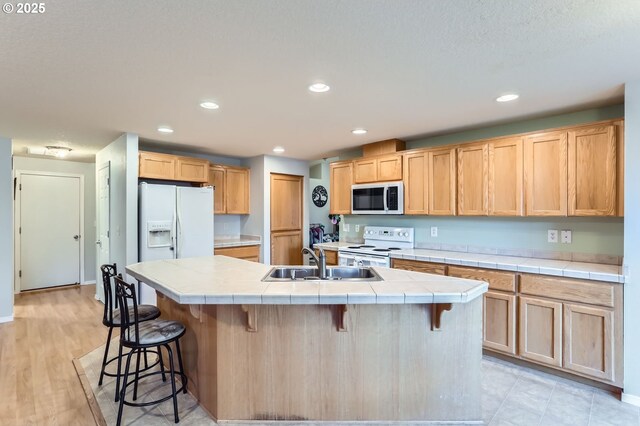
(351, 182, 404, 215)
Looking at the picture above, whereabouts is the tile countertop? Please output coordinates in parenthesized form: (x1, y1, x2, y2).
(313, 242, 624, 284)
(125, 256, 488, 306)
(214, 235, 261, 248)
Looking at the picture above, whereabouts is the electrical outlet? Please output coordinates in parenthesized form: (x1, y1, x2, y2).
(561, 230, 572, 244)
(355, 224, 360, 232)
(547, 229, 558, 243)
(431, 227, 438, 237)
(343, 223, 350, 232)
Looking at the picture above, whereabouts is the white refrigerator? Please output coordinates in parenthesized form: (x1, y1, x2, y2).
(139, 183, 214, 305)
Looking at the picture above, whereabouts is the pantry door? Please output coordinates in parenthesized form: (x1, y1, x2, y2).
(270, 173, 303, 265)
(18, 172, 82, 291)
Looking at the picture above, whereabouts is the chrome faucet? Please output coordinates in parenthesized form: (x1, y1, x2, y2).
(302, 247, 327, 279)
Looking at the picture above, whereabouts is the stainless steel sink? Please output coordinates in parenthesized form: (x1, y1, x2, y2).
(262, 266, 382, 282)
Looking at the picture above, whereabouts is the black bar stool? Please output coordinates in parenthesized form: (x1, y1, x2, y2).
(98, 264, 161, 401)
(114, 275, 188, 425)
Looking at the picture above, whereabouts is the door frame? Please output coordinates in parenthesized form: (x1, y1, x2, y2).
(13, 170, 85, 293)
(95, 161, 111, 302)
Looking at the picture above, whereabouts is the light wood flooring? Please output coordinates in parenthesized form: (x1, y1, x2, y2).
(0, 285, 107, 426)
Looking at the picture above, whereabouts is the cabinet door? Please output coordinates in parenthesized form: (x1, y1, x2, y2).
(519, 296, 563, 367)
(457, 144, 488, 215)
(524, 132, 568, 216)
(271, 230, 302, 265)
(563, 303, 614, 381)
(377, 154, 403, 181)
(226, 167, 250, 214)
(353, 158, 378, 183)
(489, 137, 523, 216)
(568, 125, 616, 216)
(139, 151, 176, 180)
(270, 174, 302, 231)
(329, 162, 353, 214)
(209, 166, 226, 214)
(403, 152, 428, 214)
(175, 157, 209, 183)
(483, 291, 516, 355)
(315, 249, 338, 266)
(428, 148, 456, 215)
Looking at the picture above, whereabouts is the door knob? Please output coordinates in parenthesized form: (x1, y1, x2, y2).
(73, 235, 80, 241)
(96, 240, 102, 246)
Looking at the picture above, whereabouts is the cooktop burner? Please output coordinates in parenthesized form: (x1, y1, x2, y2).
(347, 246, 363, 249)
(373, 248, 391, 252)
(360, 245, 375, 248)
(388, 247, 401, 250)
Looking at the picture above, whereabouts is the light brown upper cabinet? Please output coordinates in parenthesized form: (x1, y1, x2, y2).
(175, 157, 209, 183)
(206, 165, 250, 214)
(457, 144, 488, 215)
(329, 161, 353, 214)
(353, 154, 402, 183)
(210, 166, 226, 214)
(403, 152, 428, 214)
(428, 147, 456, 215)
(568, 125, 616, 216)
(139, 151, 208, 183)
(139, 151, 177, 180)
(489, 137, 523, 216)
(524, 131, 568, 216)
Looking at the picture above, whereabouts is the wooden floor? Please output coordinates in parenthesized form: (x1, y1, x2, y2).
(0, 285, 107, 426)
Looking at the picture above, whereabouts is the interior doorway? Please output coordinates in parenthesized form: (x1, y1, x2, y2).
(270, 173, 303, 265)
(95, 162, 110, 302)
(14, 171, 84, 291)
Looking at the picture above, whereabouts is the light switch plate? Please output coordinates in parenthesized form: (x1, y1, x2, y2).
(561, 230, 572, 244)
(431, 227, 438, 237)
(547, 229, 558, 243)
(343, 223, 350, 232)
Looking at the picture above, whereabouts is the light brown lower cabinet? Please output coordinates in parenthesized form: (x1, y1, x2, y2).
(215, 245, 260, 262)
(483, 291, 516, 355)
(563, 303, 614, 381)
(391, 258, 446, 275)
(518, 296, 563, 367)
(314, 249, 338, 265)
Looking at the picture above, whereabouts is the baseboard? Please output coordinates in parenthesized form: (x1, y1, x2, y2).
(622, 392, 640, 407)
(0, 315, 14, 324)
(82, 280, 96, 285)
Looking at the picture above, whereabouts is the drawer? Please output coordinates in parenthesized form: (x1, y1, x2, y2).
(519, 274, 615, 308)
(216, 245, 260, 262)
(448, 266, 516, 293)
(315, 249, 338, 266)
(391, 259, 446, 275)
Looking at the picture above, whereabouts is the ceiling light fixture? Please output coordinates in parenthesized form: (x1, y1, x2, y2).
(157, 126, 174, 134)
(308, 83, 330, 93)
(351, 128, 367, 135)
(45, 145, 72, 158)
(496, 93, 519, 103)
(200, 101, 220, 110)
(273, 146, 285, 154)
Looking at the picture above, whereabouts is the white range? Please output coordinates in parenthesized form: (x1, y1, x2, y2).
(338, 226, 414, 268)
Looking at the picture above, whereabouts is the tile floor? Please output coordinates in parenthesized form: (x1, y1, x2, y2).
(79, 342, 639, 425)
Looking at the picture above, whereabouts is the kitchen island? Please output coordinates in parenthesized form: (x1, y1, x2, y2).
(126, 255, 488, 424)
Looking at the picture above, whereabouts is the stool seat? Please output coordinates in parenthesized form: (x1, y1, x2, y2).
(123, 320, 186, 346)
(104, 304, 160, 327)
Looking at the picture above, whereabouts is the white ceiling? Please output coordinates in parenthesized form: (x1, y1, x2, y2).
(2, 1, 639, 162)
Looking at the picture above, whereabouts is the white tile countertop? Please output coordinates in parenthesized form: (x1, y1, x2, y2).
(214, 234, 261, 248)
(125, 256, 488, 306)
(313, 242, 624, 283)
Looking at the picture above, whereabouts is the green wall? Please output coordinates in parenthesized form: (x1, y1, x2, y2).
(341, 104, 625, 256)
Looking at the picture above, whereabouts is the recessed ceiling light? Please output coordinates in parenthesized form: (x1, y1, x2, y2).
(200, 101, 220, 110)
(352, 128, 367, 135)
(308, 83, 330, 93)
(496, 94, 519, 103)
(273, 146, 285, 154)
(157, 126, 174, 134)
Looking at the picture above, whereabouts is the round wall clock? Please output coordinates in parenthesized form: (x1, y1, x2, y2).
(312, 185, 328, 207)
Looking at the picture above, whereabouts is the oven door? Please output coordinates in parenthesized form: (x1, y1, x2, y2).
(338, 252, 390, 267)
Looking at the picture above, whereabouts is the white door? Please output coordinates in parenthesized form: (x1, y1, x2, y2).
(176, 186, 214, 258)
(20, 173, 81, 290)
(96, 163, 110, 302)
